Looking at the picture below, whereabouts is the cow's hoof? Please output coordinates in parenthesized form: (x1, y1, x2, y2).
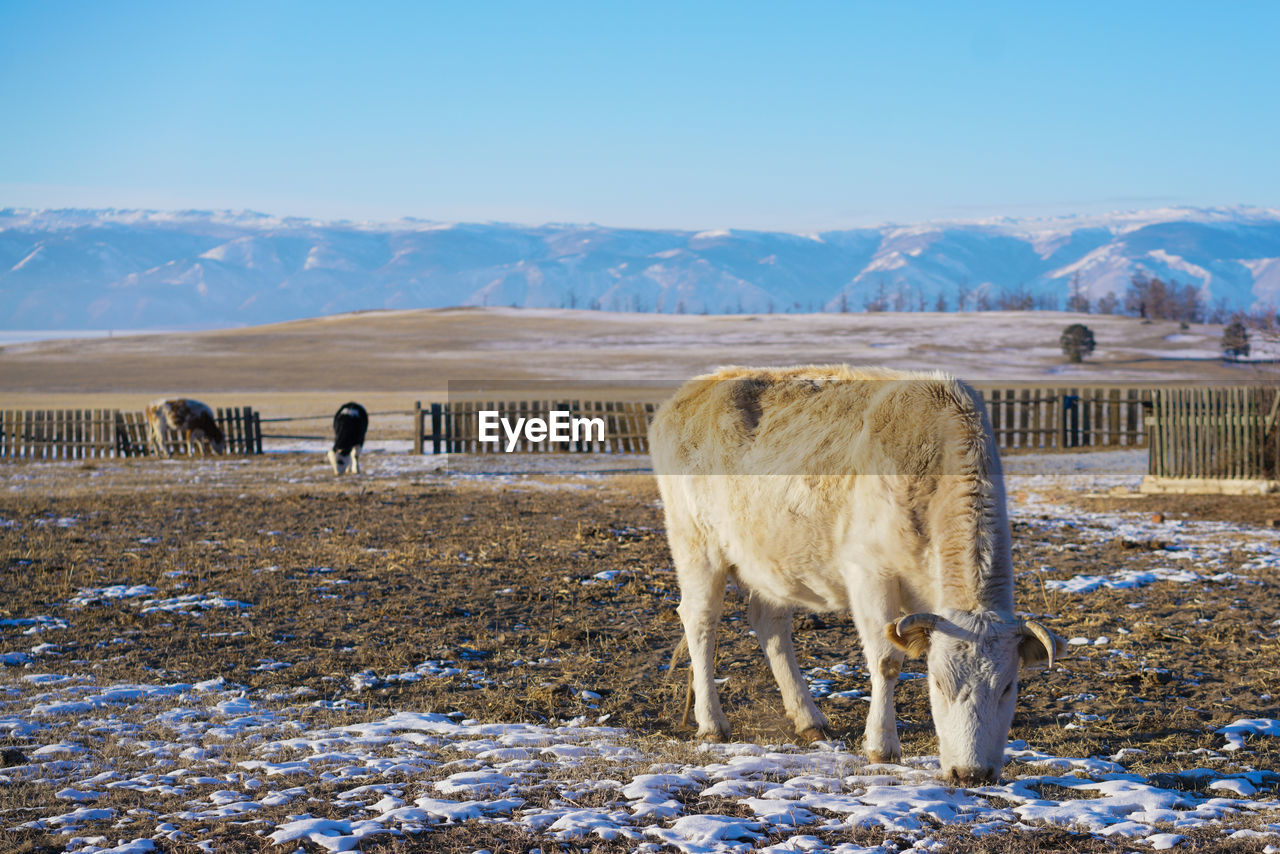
(697, 728, 730, 744)
(797, 726, 831, 744)
(865, 749, 901, 764)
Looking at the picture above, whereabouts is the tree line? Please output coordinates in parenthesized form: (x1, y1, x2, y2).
(558, 272, 1277, 333)
(857, 271, 1277, 331)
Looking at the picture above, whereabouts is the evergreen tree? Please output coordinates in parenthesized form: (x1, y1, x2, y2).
(1060, 323, 1096, 363)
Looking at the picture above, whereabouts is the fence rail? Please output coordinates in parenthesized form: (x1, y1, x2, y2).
(1, 407, 262, 460)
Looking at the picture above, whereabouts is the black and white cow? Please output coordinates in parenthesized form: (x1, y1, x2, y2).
(327, 402, 369, 475)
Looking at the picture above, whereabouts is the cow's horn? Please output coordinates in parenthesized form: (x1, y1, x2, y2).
(887, 613, 938, 658)
(896, 613, 938, 634)
(1020, 619, 1057, 669)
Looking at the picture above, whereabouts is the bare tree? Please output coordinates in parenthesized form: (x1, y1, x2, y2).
(866, 280, 888, 312)
(996, 284, 1034, 311)
(1066, 273, 1090, 313)
(1124, 274, 1203, 323)
(1222, 321, 1250, 359)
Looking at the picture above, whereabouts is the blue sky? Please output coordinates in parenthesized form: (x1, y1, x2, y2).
(2, 1, 1277, 231)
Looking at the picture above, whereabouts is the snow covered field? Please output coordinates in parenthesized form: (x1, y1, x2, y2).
(4, 453, 1280, 852)
(6, 690, 1280, 854)
(4, 676, 1280, 853)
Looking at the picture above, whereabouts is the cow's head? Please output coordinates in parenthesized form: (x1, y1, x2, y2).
(327, 448, 352, 475)
(886, 610, 1065, 786)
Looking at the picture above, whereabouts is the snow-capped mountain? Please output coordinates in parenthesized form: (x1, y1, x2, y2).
(3, 206, 1280, 329)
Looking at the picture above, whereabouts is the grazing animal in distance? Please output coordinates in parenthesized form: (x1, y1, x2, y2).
(145, 398, 226, 457)
(649, 365, 1066, 785)
(328, 402, 369, 475)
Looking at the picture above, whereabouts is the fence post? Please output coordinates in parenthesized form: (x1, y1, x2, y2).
(1062, 393, 1078, 448)
(413, 401, 424, 455)
(1148, 390, 1159, 475)
(1081, 389, 1093, 447)
(431, 402, 443, 455)
(989, 390, 1002, 449)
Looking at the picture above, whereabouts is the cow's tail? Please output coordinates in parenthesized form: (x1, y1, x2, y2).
(667, 632, 722, 728)
(665, 634, 692, 725)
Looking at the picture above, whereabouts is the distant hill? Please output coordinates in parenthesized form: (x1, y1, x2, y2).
(3, 206, 1279, 330)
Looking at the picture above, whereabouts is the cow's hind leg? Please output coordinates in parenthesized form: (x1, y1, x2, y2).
(849, 583, 905, 763)
(748, 596, 829, 742)
(673, 540, 731, 742)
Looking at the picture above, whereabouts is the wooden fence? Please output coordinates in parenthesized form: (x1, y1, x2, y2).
(1147, 386, 1279, 479)
(980, 386, 1150, 450)
(15, 389, 1278, 477)
(411, 390, 1146, 455)
(0, 407, 262, 460)
(413, 400, 655, 454)
(0, 409, 121, 460)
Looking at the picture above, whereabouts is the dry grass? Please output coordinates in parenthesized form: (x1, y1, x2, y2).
(4, 458, 1280, 850)
(3, 308, 1277, 405)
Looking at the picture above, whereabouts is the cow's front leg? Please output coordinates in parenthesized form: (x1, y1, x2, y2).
(863, 649, 905, 763)
(673, 545, 731, 742)
(850, 594, 904, 763)
(747, 596, 828, 742)
(350, 447, 360, 474)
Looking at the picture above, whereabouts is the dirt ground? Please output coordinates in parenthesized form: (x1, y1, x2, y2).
(3, 455, 1280, 851)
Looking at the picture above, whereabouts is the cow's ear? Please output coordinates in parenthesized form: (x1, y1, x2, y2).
(1018, 620, 1067, 669)
(885, 613, 937, 658)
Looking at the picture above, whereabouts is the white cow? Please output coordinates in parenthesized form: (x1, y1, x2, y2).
(649, 365, 1066, 785)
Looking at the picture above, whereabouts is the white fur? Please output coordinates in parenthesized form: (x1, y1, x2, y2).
(650, 366, 1064, 784)
(327, 447, 360, 475)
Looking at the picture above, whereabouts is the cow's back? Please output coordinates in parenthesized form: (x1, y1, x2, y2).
(650, 365, 983, 478)
(650, 365, 1010, 613)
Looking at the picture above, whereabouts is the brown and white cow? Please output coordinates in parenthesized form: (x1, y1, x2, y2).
(649, 366, 1066, 785)
(145, 398, 226, 457)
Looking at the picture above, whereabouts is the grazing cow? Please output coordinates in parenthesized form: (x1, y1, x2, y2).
(145, 398, 226, 457)
(327, 402, 369, 475)
(650, 366, 1066, 785)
